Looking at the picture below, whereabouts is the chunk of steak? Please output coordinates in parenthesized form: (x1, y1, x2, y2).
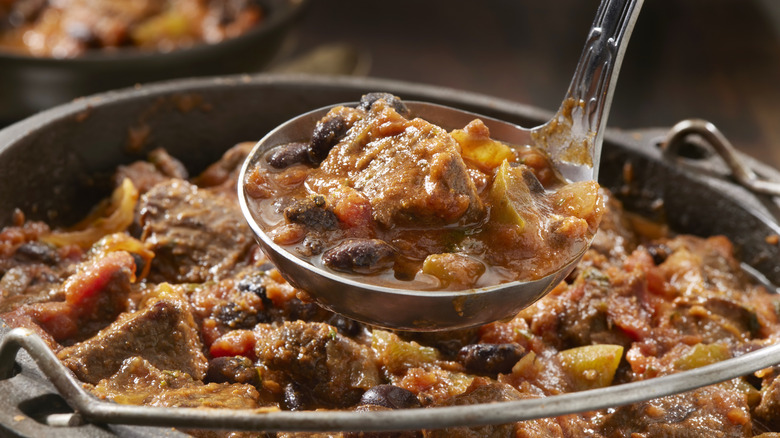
(194, 141, 255, 195)
(601, 385, 751, 437)
(57, 298, 207, 384)
(114, 148, 188, 194)
(311, 100, 484, 227)
(2, 251, 136, 345)
(254, 321, 380, 408)
(426, 379, 523, 438)
(0, 220, 66, 302)
(755, 374, 780, 430)
(93, 356, 261, 409)
(139, 179, 252, 283)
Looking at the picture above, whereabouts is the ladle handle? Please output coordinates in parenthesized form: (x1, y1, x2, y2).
(565, 0, 643, 178)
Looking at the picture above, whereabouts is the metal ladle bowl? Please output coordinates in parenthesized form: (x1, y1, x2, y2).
(238, 0, 643, 330)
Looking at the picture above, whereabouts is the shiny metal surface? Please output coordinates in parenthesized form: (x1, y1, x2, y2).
(238, 0, 644, 330)
(663, 119, 780, 197)
(1, 73, 779, 435)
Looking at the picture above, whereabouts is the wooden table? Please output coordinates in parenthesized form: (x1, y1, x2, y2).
(286, 0, 780, 170)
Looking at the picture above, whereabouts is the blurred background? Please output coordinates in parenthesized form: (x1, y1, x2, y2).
(276, 0, 780, 169)
(1, 0, 779, 170)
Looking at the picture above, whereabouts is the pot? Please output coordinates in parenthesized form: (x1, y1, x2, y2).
(0, 0, 306, 125)
(0, 74, 778, 436)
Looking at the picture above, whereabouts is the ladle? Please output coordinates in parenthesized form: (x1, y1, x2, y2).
(238, 0, 643, 330)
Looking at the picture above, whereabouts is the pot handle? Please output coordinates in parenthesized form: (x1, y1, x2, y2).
(661, 119, 780, 197)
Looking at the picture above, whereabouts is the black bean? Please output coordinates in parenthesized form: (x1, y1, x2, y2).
(237, 274, 266, 296)
(358, 92, 409, 116)
(282, 382, 311, 411)
(308, 115, 347, 164)
(328, 314, 363, 337)
(322, 239, 397, 275)
(14, 242, 58, 265)
(645, 243, 672, 265)
(267, 142, 310, 169)
(214, 302, 264, 329)
(359, 385, 421, 410)
(206, 356, 259, 385)
(457, 343, 525, 375)
(285, 298, 328, 321)
(284, 195, 338, 231)
(238, 277, 273, 313)
(130, 253, 148, 279)
(237, 274, 274, 310)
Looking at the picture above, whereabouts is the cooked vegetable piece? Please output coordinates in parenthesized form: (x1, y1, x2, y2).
(371, 330, 439, 374)
(451, 119, 515, 171)
(488, 161, 538, 228)
(422, 253, 485, 287)
(43, 178, 138, 249)
(557, 344, 624, 391)
(674, 343, 731, 370)
(549, 180, 603, 231)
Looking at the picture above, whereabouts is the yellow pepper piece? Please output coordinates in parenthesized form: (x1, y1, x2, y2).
(451, 119, 515, 172)
(557, 344, 624, 391)
(489, 160, 540, 228)
(674, 343, 730, 370)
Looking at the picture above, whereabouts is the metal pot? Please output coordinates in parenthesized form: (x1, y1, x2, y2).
(0, 74, 778, 436)
(0, 0, 306, 125)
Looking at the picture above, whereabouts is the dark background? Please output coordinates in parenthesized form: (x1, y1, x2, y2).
(278, 0, 780, 169)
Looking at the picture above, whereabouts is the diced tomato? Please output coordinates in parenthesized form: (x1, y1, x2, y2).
(64, 251, 135, 311)
(31, 301, 78, 341)
(209, 329, 256, 359)
(330, 188, 373, 234)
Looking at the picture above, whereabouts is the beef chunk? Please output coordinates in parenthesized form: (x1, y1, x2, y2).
(254, 321, 380, 407)
(93, 356, 261, 409)
(426, 379, 522, 438)
(194, 141, 255, 193)
(601, 385, 750, 437)
(0, 220, 66, 301)
(284, 195, 338, 231)
(589, 191, 638, 261)
(5, 251, 136, 343)
(311, 99, 484, 227)
(114, 148, 187, 195)
(139, 179, 253, 283)
(755, 374, 780, 429)
(206, 356, 260, 386)
(57, 298, 207, 384)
